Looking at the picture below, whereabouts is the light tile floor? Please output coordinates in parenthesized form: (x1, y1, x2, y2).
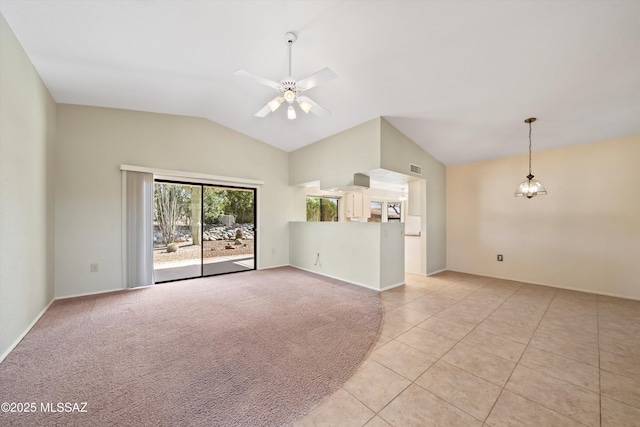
(295, 271, 640, 426)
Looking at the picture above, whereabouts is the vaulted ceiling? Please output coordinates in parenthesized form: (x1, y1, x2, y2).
(1, 0, 639, 165)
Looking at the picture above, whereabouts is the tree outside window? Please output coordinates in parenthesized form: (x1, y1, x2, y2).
(306, 197, 338, 222)
(387, 202, 401, 222)
(368, 202, 382, 222)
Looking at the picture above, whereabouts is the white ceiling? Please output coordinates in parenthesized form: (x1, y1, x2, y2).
(1, 0, 639, 165)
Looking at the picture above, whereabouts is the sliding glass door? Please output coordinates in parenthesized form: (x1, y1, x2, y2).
(152, 182, 201, 282)
(202, 186, 255, 276)
(152, 180, 256, 283)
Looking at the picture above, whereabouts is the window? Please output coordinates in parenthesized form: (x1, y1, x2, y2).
(368, 201, 382, 222)
(387, 202, 401, 222)
(306, 197, 339, 222)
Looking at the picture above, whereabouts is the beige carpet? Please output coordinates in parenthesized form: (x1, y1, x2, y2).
(0, 267, 383, 426)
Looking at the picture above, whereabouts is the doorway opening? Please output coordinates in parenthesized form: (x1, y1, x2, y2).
(152, 180, 256, 283)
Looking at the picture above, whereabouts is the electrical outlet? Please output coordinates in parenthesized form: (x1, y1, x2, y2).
(497, 254, 503, 262)
(90, 263, 99, 272)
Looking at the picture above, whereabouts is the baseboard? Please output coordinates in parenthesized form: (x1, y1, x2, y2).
(55, 287, 126, 300)
(258, 264, 291, 270)
(0, 298, 55, 364)
(380, 281, 406, 291)
(427, 268, 446, 276)
(289, 265, 383, 292)
(447, 268, 640, 302)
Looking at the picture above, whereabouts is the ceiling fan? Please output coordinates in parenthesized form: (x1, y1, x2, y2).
(235, 32, 337, 120)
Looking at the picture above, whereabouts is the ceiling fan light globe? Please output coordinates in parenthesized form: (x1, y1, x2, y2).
(268, 97, 284, 112)
(284, 90, 295, 103)
(287, 105, 296, 120)
(299, 100, 312, 114)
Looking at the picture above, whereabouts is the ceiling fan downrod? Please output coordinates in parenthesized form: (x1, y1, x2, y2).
(285, 32, 297, 78)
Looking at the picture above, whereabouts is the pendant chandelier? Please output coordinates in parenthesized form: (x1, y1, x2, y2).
(514, 117, 547, 199)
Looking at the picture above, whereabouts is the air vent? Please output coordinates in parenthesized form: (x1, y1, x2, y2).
(410, 164, 422, 175)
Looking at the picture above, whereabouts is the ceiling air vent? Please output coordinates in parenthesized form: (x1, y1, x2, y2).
(410, 164, 422, 176)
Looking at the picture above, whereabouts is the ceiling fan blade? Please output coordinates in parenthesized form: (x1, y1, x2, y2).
(297, 68, 337, 92)
(235, 69, 280, 90)
(298, 96, 331, 118)
(254, 103, 273, 117)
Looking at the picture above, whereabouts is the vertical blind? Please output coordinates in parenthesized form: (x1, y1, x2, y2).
(125, 171, 154, 288)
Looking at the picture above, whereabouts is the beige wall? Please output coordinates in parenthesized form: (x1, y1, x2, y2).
(0, 15, 56, 359)
(55, 105, 291, 298)
(380, 118, 447, 274)
(289, 117, 381, 187)
(447, 134, 640, 300)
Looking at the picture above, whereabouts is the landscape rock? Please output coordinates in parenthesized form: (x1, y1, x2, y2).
(154, 223, 255, 244)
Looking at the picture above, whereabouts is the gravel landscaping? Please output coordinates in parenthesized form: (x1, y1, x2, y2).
(154, 239, 254, 264)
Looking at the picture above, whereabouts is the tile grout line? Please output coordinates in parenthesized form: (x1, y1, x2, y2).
(349, 278, 445, 426)
(481, 286, 560, 424)
(366, 276, 610, 426)
(522, 292, 603, 424)
(367, 278, 497, 425)
(596, 300, 640, 412)
(492, 289, 601, 426)
(302, 282, 414, 427)
(597, 294, 602, 427)
(431, 283, 597, 424)
(376, 278, 518, 424)
(417, 279, 531, 424)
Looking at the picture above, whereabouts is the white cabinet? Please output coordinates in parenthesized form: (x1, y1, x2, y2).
(345, 192, 371, 219)
(362, 194, 371, 219)
(345, 192, 361, 217)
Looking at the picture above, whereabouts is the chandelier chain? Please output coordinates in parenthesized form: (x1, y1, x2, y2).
(528, 121, 532, 176)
